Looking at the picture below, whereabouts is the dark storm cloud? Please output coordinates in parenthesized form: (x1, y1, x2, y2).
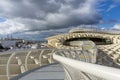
(0, 0, 102, 34)
(100, 19, 120, 24)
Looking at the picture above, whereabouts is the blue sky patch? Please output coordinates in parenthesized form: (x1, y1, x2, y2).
(0, 17, 6, 22)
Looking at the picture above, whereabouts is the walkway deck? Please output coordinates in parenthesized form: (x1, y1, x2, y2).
(12, 63, 65, 80)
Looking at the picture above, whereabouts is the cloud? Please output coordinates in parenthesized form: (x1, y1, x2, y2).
(0, 19, 26, 34)
(0, 0, 102, 35)
(113, 24, 120, 29)
(106, 4, 117, 12)
(100, 19, 120, 24)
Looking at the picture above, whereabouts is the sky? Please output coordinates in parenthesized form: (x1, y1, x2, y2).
(0, 0, 120, 41)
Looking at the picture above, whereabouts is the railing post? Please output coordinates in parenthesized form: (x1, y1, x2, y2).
(6, 52, 16, 80)
(25, 51, 32, 71)
(39, 49, 44, 66)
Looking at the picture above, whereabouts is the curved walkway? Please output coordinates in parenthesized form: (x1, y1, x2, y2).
(11, 63, 64, 80)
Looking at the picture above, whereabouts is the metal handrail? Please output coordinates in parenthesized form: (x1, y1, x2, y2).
(53, 54, 120, 80)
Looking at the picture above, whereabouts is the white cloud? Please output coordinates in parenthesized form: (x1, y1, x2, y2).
(0, 0, 102, 35)
(106, 4, 117, 12)
(0, 19, 26, 34)
(113, 24, 120, 29)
